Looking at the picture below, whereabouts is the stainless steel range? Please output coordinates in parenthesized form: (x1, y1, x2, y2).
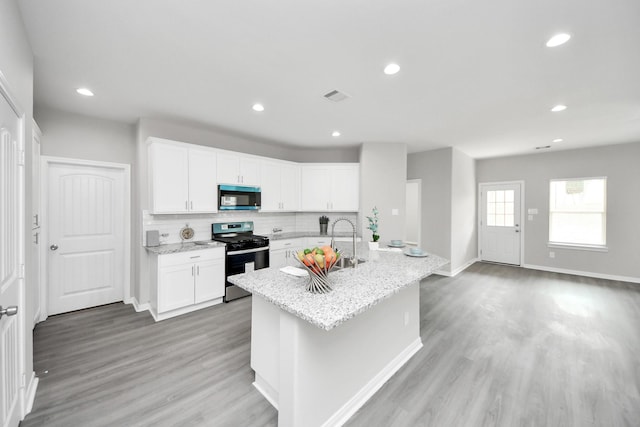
(212, 221, 269, 302)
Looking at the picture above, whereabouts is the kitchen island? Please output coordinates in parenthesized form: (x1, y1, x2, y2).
(229, 244, 448, 427)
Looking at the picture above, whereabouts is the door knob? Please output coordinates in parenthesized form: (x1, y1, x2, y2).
(50, 244, 59, 251)
(515, 230, 520, 233)
(0, 306, 18, 319)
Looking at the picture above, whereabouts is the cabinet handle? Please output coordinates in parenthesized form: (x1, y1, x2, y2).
(192, 265, 194, 276)
(237, 175, 240, 183)
(197, 265, 200, 275)
(190, 255, 200, 259)
(185, 201, 188, 210)
(34, 232, 39, 245)
(34, 214, 39, 226)
(190, 201, 193, 210)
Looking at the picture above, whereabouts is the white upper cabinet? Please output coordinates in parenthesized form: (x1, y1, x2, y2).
(260, 160, 300, 211)
(217, 152, 261, 186)
(188, 147, 218, 212)
(300, 164, 359, 212)
(149, 139, 217, 214)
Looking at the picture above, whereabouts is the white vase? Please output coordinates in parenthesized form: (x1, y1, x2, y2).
(368, 241, 379, 251)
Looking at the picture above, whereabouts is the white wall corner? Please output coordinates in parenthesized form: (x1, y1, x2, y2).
(124, 297, 150, 313)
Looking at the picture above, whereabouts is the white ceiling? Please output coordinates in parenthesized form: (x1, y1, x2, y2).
(18, 0, 640, 158)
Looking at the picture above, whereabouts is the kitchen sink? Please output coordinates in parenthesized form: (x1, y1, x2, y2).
(334, 257, 366, 270)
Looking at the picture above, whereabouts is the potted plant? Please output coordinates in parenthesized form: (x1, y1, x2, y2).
(366, 206, 380, 250)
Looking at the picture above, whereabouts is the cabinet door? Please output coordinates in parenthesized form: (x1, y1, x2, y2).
(306, 237, 332, 248)
(260, 161, 282, 211)
(240, 156, 261, 186)
(217, 153, 241, 184)
(300, 166, 331, 211)
(188, 148, 217, 212)
(194, 258, 225, 303)
(158, 264, 195, 313)
(280, 164, 300, 211)
(150, 143, 189, 213)
(331, 165, 359, 211)
(269, 249, 289, 269)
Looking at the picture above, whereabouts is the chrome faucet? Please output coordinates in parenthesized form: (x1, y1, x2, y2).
(330, 217, 357, 267)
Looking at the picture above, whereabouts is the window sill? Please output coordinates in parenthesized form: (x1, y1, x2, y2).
(547, 242, 609, 252)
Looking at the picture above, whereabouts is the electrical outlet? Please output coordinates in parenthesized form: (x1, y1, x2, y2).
(528, 215, 533, 221)
(549, 251, 555, 258)
(392, 208, 399, 216)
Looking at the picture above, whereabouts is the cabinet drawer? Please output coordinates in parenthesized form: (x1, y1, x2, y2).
(306, 237, 332, 247)
(159, 248, 224, 267)
(270, 238, 303, 251)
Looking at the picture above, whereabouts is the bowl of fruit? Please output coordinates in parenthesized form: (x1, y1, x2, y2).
(293, 245, 342, 294)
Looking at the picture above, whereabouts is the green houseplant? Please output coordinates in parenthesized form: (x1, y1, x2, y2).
(366, 206, 380, 250)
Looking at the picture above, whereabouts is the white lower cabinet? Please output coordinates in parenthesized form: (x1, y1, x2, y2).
(150, 247, 225, 321)
(270, 238, 304, 269)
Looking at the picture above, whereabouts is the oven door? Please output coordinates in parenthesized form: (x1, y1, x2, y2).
(225, 247, 269, 301)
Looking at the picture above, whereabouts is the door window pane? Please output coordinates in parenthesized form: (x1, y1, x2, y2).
(486, 190, 516, 227)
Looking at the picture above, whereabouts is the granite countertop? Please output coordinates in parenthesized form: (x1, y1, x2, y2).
(228, 242, 449, 331)
(145, 241, 226, 255)
(145, 232, 359, 255)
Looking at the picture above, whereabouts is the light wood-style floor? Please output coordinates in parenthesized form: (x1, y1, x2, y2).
(22, 263, 640, 426)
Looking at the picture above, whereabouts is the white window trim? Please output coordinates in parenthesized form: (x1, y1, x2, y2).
(547, 242, 609, 252)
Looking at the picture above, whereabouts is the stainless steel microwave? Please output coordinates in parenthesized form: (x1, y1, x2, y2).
(218, 185, 261, 210)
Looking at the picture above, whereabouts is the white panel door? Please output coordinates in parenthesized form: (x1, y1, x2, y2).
(331, 165, 359, 211)
(300, 166, 330, 211)
(150, 143, 189, 213)
(480, 183, 522, 265)
(194, 258, 225, 303)
(280, 163, 300, 211)
(260, 161, 282, 211)
(0, 83, 23, 427)
(216, 153, 241, 184)
(47, 162, 126, 314)
(188, 148, 217, 212)
(158, 264, 195, 313)
(31, 123, 41, 324)
(239, 157, 261, 186)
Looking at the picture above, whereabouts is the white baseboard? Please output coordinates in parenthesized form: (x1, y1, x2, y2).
(24, 372, 38, 416)
(124, 297, 150, 313)
(149, 297, 223, 322)
(435, 258, 478, 277)
(321, 338, 423, 427)
(522, 264, 640, 284)
(253, 374, 279, 411)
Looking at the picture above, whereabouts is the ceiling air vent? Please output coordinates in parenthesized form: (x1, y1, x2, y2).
(324, 89, 350, 102)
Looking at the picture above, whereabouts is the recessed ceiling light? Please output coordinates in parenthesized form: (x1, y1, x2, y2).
(551, 104, 567, 112)
(384, 63, 400, 75)
(332, 131, 341, 137)
(76, 88, 94, 96)
(553, 138, 563, 143)
(546, 33, 571, 47)
(252, 103, 264, 112)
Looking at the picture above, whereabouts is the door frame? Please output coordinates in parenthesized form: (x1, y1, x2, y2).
(40, 156, 131, 321)
(1, 69, 29, 425)
(477, 180, 525, 266)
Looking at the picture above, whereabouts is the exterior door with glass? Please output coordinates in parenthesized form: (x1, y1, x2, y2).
(479, 182, 522, 265)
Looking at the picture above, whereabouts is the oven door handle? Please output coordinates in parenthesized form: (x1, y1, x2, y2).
(227, 246, 270, 256)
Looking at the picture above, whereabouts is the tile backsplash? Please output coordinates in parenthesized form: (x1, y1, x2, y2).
(142, 211, 359, 245)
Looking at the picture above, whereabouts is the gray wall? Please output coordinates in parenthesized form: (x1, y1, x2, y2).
(359, 143, 407, 242)
(35, 107, 136, 164)
(1, 0, 35, 394)
(407, 148, 452, 265)
(407, 147, 478, 274)
(451, 149, 477, 272)
(477, 142, 640, 279)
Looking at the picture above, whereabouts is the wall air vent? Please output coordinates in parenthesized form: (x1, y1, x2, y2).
(323, 90, 350, 102)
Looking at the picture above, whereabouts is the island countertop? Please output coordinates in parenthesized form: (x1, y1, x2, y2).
(228, 243, 448, 331)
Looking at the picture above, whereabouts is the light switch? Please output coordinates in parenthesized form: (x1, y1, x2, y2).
(528, 215, 533, 221)
(392, 209, 399, 216)
(528, 208, 538, 215)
